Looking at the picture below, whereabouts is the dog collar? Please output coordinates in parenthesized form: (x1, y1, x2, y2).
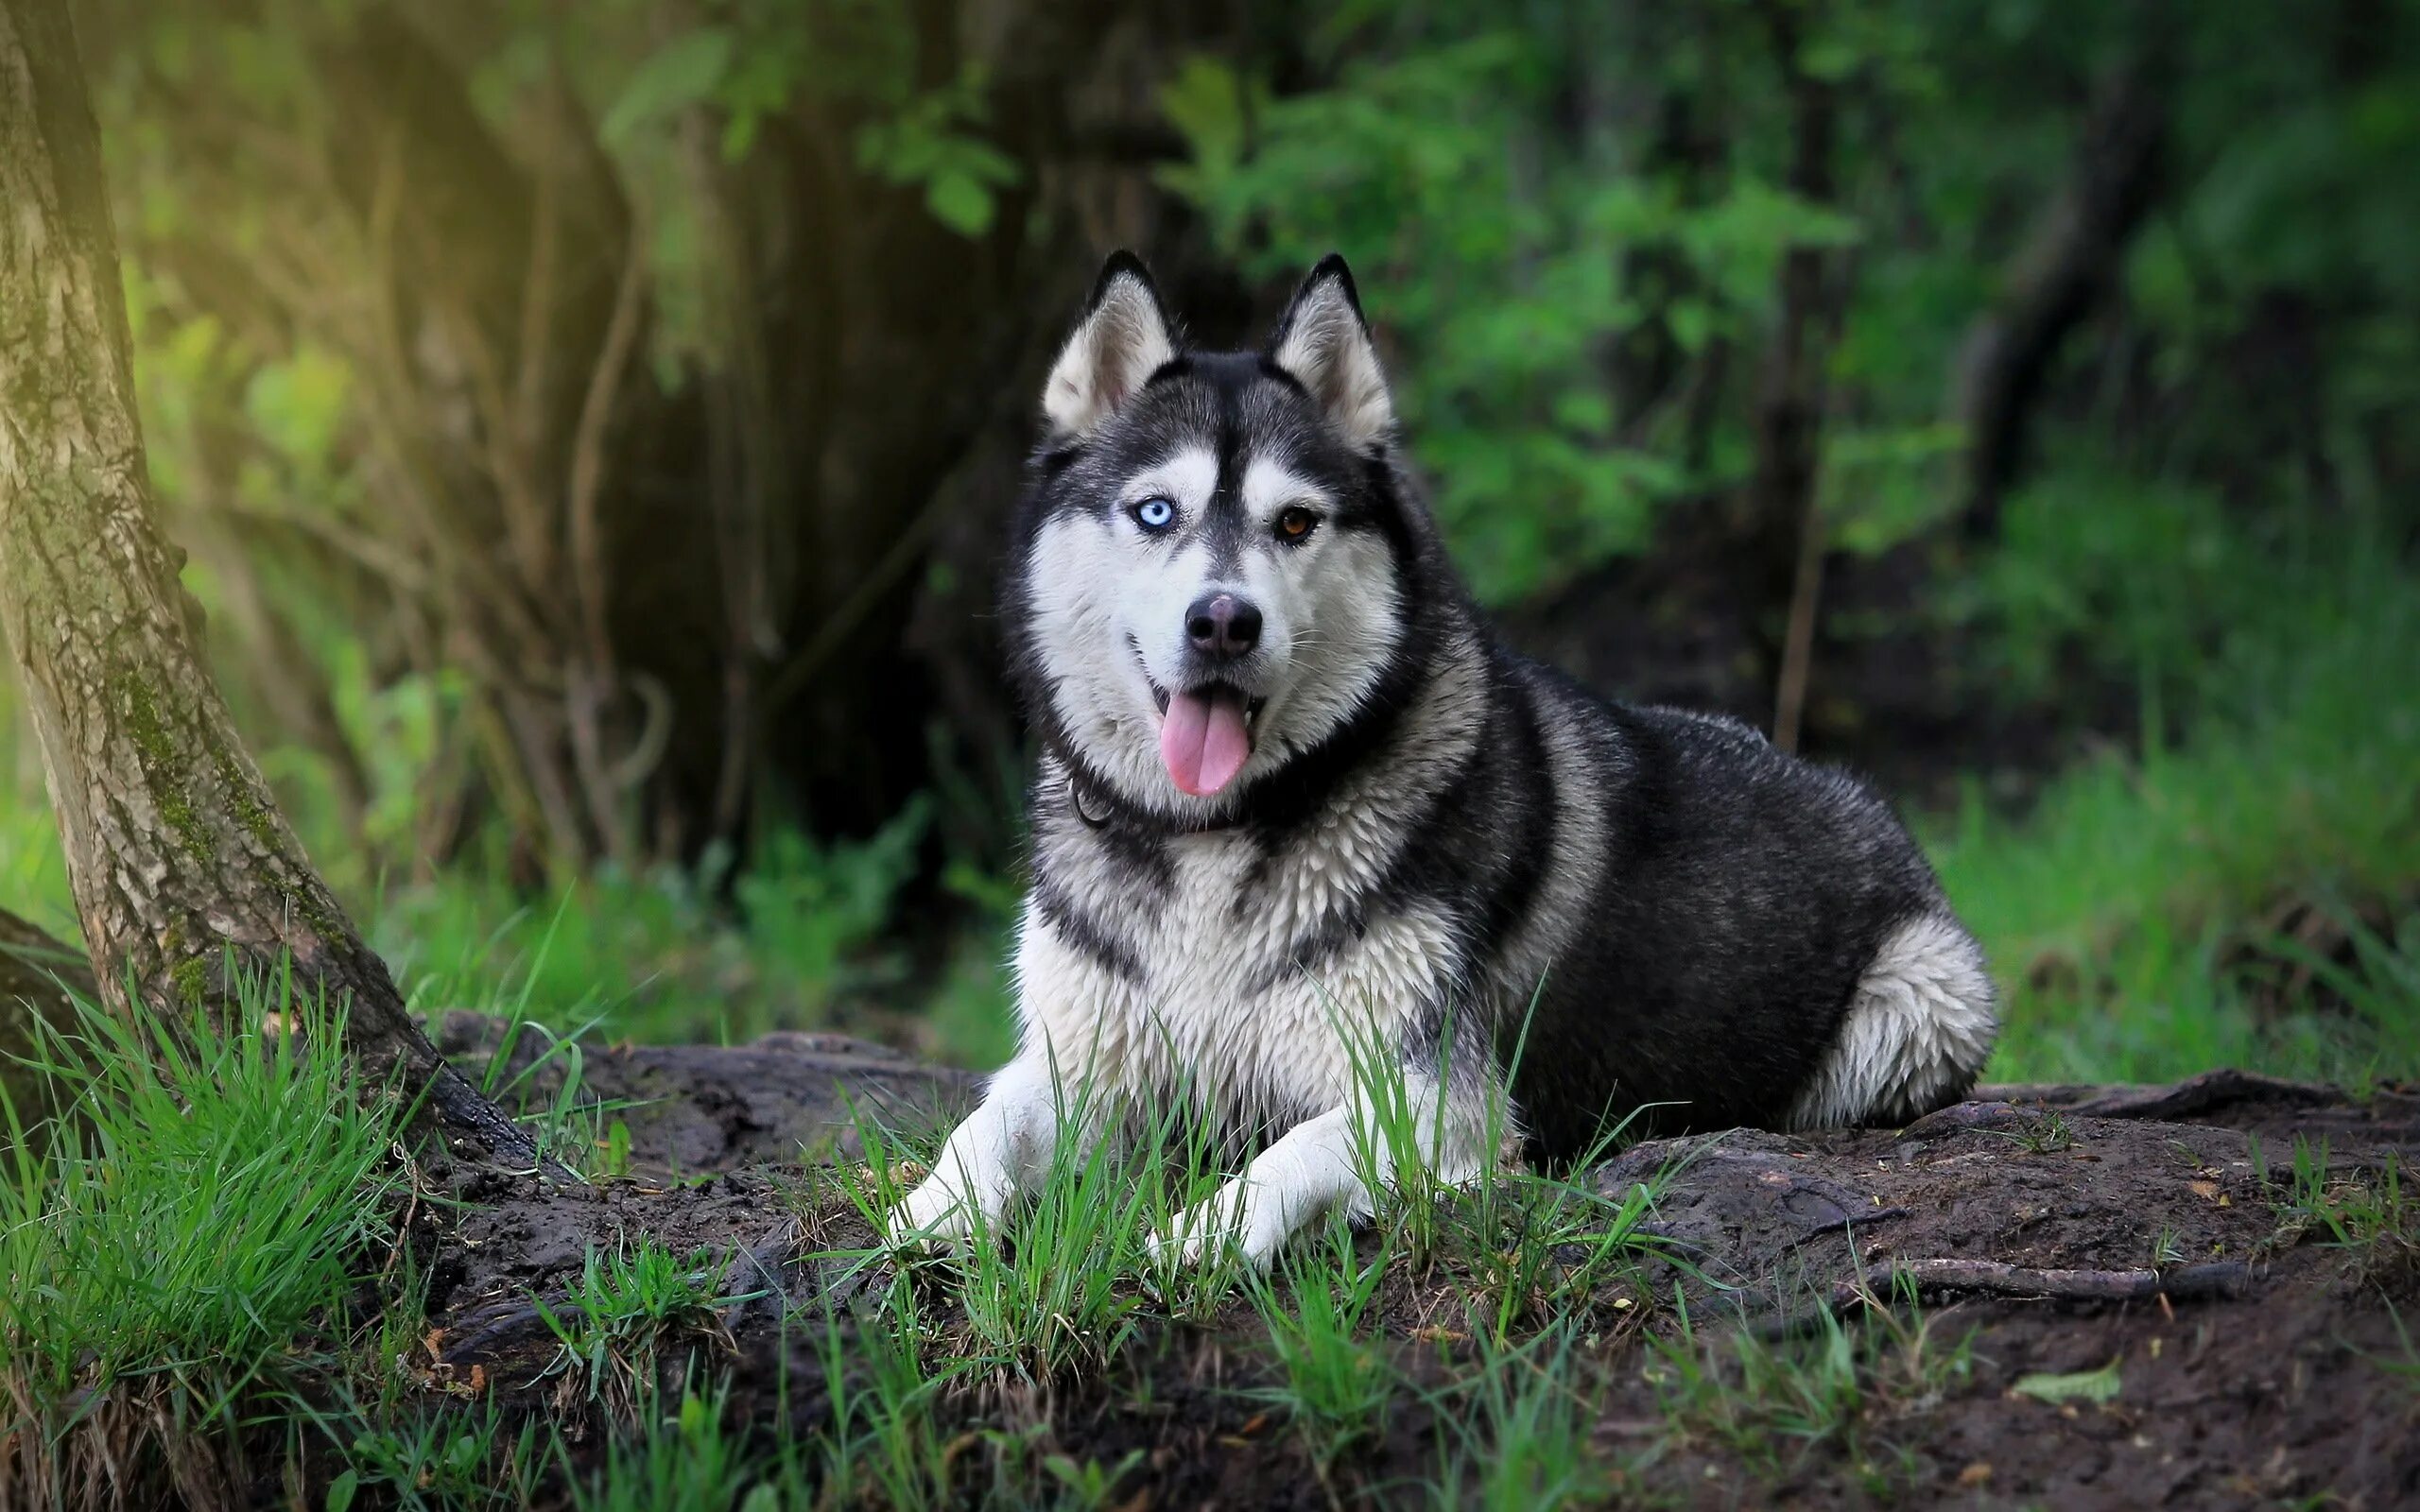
(1067, 772, 1115, 828)
(1060, 766, 1245, 836)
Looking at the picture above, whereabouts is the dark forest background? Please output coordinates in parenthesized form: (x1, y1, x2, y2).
(3, 0, 2414, 1081)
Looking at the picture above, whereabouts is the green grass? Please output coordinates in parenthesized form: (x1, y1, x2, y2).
(2366, 1306, 2420, 1407)
(1426, 1327, 1606, 1511)
(806, 1281, 969, 1509)
(565, 1385, 759, 1512)
(796, 1053, 1668, 1504)
(532, 1242, 752, 1428)
(370, 799, 969, 1052)
(2258, 1137, 2417, 1285)
(0, 965, 402, 1507)
(1933, 551, 2420, 1087)
(825, 1068, 1244, 1374)
(322, 1402, 546, 1512)
(1336, 994, 1681, 1344)
(1642, 1283, 1974, 1493)
(1249, 1224, 1396, 1467)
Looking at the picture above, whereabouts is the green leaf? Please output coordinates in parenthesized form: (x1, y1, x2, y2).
(324, 1469, 357, 1512)
(925, 172, 995, 237)
(1161, 56, 1250, 173)
(601, 28, 734, 146)
(243, 344, 353, 467)
(1801, 37, 1864, 84)
(2012, 1357, 2122, 1404)
(1668, 298, 1714, 353)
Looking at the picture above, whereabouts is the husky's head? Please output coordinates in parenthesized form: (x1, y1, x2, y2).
(1007, 251, 1441, 823)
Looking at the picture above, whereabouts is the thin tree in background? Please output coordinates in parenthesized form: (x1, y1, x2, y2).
(0, 0, 537, 1168)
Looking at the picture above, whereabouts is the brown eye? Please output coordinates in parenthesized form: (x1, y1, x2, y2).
(1276, 506, 1319, 541)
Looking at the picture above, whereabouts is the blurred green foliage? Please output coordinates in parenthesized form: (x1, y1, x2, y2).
(1164, 1, 2420, 606)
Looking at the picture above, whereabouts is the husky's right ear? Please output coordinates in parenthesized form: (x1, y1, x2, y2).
(1268, 254, 1393, 451)
(1043, 252, 1177, 439)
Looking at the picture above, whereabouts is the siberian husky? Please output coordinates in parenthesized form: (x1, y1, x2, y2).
(890, 252, 1996, 1265)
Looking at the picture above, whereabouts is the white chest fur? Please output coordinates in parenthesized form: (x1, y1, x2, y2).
(1015, 809, 1461, 1133)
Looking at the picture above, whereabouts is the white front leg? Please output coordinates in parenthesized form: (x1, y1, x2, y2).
(889, 1052, 1065, 1246)
(1158, 1106, 1371, 1269)
(1159, 1067, 1496, 1269)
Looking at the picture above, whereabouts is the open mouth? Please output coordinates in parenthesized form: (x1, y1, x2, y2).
(1132, 642, 1265, 798)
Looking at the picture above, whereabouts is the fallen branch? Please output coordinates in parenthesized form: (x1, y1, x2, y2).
(0, 907, 97, 1133)
(1877, 1258, 2253, 1303)
(1977, 1069, 2342, 1123)
(1752, 1259, 2254, 1339)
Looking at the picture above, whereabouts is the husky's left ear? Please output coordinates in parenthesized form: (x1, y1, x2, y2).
(1269, 254, 1393, 451)
(1043, 251, 1178, 439)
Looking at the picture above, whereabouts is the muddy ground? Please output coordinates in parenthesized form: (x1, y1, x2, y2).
(407, 1027, 2420, 1510)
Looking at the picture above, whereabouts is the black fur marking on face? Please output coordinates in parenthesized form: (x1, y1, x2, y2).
(1254, 353, 1310, 397)
(1190, 352, 1268, 580)
(1350, 454, 1423, 569)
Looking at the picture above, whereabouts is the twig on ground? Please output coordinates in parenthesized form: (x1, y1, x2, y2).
(1876, 1258, 2253, 1302)
(1749, 1258, 2254, 1339)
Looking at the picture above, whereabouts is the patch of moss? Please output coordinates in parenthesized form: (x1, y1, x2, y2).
(210, 748, 280, 857)
(118, 675, 210, 864)
(115, 672, 349, 949)
(205, 747, 345, 941)
(167, 954, 207, 1009)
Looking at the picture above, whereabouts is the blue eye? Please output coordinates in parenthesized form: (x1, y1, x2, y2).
(1132, 497, 1177, 531)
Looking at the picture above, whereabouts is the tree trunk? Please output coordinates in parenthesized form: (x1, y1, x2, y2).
(1952, 60, 2167, 541)
(0, 0, 538, 1170)
(1745, 0, 1842, 751)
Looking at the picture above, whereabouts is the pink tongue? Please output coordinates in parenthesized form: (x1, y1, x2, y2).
(1158, 687, 1253, 797)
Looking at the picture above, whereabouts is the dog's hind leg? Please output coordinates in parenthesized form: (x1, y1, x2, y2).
(1786, 913, 1998, 1130)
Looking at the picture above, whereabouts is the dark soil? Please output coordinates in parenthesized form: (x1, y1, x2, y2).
(415, 1034, 2420, 1510)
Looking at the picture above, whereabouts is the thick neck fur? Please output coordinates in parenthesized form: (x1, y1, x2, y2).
(1015, 576, 1495, 1140)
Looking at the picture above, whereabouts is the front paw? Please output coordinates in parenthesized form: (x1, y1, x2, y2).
(886, 1172, 981, 1252)
(1148, 1179, 1288, 1271)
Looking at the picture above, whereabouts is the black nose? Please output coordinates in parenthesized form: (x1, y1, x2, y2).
(1185, 593, 1262, 659)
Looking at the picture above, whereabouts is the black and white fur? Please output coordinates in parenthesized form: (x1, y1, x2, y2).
(891, 252, 1997, 1265)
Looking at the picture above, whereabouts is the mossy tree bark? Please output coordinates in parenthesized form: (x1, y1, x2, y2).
(0, 0, 540, 1169)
